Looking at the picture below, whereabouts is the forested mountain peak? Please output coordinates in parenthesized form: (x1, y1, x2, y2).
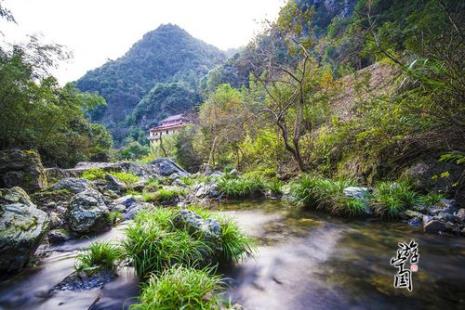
(76, 24, 225, 143)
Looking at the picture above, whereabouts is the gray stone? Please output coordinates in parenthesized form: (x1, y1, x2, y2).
(0, 149, 47, 193)
(53, 178, 93, 194)
(105, 174, 127, 193)
(404, 210, 424, 219)
(113, 195, 137, 207)
(66, 189, 110, 234)
(150, 158, 189, 177)
(48, 229, 71, 244)
(343, 186, 369, 199)
(455, 208, 465, 222)
(423, 218, 447, 234)
(49, 211, 65, 229)
(0, 187, 49, 272)
(173, 209, 221, 244)
(408, 217, 422, 227)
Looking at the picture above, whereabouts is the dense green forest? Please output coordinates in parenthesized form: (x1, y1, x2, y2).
(0, 6, 112, 167)
(76, 24, 225, 145)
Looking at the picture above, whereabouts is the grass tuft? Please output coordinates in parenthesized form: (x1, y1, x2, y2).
(75, 242, 124, 274)
(217, 176, 265, 199)
(111, 171, 139, 185)
(371, 181, 418, 217)
(130, 266, 223, 310)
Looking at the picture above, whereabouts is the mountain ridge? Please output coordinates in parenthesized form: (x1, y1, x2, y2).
(76, 23, 226, 144)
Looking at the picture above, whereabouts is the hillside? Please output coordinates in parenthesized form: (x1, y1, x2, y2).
(76, 24, 225, 143)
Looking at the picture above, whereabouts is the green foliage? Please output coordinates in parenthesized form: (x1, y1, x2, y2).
(130, 266, 224, 310)
(117, 141, 150, 161)
(123, 208, 251, 280)
(111, 171, 139, 185)
(82, 168, 106, 181)
(418, 193, 444, 207)
(371, 182, 418, 217)
(108, 211, 124, 225)
(265, 179, 283, 196)
(440, 152, 465, 166)
(143, 188, 185, 205)
(124, 209, 210, 280)
(290, 175, 368, 216)
(215, 217, 253, 263)
(75, 242, 124, 274)
(217, 176, 266, 199)
(0, 40, 112, 167)
(76, 24, 225, 144)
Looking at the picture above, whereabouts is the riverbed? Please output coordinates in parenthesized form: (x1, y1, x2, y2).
(1, 200, 465, 309)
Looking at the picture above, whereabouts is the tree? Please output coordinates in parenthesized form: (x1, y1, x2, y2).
(249, 1, 334, 172)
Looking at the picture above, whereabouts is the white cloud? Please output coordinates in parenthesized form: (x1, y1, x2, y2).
(1, 0, 285, 83)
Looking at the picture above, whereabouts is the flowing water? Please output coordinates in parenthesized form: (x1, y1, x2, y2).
(1, 200, 465, 309)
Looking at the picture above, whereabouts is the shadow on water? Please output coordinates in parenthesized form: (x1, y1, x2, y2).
(216, 200, 465, 310)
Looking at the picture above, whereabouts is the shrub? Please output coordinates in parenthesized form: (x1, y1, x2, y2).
(217, 176, 265, 199)
(371, 182, 418, 217)
(144, 178, 160, 192)
(82, 168, 106, 181)
(75, 242, 124, 274)
(130, 266, 223, 310)
(111, 171, 139, 185)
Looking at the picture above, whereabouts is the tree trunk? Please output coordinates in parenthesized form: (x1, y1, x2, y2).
(159, 133, 167, 157)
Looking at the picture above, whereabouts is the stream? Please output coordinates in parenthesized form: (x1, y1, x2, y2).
(1, 200, 465, 309)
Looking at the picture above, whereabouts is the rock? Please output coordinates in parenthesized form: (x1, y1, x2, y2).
(343, 186, 369, 199)
(54, 269, 116, 291)
(66, 189, 110, 234)
(124, 202, 150, 220)
(49, 211, 65, 229)
(48, 229, 71, 244)
(400, 158, 463, 195)
(404, 210, 424, 219)
(195, 183, 219, 199)
(408, 217, 422, 227)
(113, 195, 137, 207)
(52, 178, 93, 194)
(173, 209, 221, 243)
(111, 204, 127, 213)
(455, 208, 465, 222)
(209, 171, 224, 178)
(437, 211, 456, 222)
(423, 218, 447, 234)
(150, 158, 189, 177)
(105, 174, 127, 193)
(0, 187, 49, 272)
(0, 149, 47, 193)
(132, 180, 148, 192)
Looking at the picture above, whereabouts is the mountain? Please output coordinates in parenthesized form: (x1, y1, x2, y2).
(76, 24, 225, 143)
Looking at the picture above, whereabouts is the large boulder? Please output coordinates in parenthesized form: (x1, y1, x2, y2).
(0, 149, 47, 193)
(150, 158, 189, 177)
(173, 209, 221, 245)
(52, 178, 93, 194)
(66, 189, 110, 234)
(0, 187, 49, 272)
(400, 157, 463, 195)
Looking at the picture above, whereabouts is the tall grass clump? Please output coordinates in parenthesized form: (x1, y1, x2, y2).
(217, 176, 265, 199)
(290, 175, 368, 216)
(124, 209, 210, 279)
(75, 242, 124, 274)
(130, 266, 224, 310)
(124, 208, 252, 280)
(371, 181, 418, 217)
